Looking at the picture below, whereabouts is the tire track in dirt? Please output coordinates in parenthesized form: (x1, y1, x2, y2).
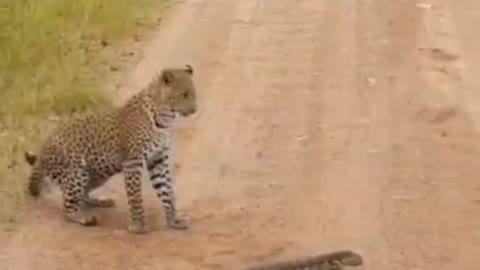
(356, 1, 480, 269)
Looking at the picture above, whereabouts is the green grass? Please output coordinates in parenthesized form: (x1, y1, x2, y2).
(0, 0, 171, 225)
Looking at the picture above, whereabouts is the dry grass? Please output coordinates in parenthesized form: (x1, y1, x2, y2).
(0, 0, 171, 226)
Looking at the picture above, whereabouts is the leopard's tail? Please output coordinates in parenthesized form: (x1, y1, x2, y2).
(24, 151, 43, 197)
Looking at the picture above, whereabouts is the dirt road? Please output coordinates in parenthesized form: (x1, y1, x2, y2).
(2, 0, 480, 269)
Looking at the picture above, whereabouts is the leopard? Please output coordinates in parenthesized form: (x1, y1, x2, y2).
(23, 64, 197, 234)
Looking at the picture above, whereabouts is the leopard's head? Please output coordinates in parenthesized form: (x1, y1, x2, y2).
(152, 65, 197, 117)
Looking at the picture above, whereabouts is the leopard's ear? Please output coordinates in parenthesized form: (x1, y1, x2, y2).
(185, 64, 193, 75)
(24, 151, 37, 166)
(161, 70, 175, 85)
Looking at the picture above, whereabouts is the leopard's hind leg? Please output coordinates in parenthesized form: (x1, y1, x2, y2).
(60, 168, 98, 226)
(83, 175, 115, 208)
(83, 195, 115, 208)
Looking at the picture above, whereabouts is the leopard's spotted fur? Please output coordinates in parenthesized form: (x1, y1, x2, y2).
(24, 65, 196, 234)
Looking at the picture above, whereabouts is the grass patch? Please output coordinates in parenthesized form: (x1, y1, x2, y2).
(0, 0, 172, 225)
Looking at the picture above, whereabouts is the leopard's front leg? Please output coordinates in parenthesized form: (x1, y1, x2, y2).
(122, 158, 149, 234)
(147, 148, 188, 230)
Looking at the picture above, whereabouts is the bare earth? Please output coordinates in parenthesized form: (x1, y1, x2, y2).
(2, 0, 480, 269)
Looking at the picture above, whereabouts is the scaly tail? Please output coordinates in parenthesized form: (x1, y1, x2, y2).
(24, 151, 43, 197)
(242, 250, 363, 270)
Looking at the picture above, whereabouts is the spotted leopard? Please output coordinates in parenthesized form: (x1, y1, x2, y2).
(24, 65, 196, 234)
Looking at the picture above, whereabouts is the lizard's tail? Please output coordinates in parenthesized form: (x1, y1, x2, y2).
(242, 250, 363, 270)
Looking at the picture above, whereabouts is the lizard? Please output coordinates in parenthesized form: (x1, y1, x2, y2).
(241, 250, 363, 270)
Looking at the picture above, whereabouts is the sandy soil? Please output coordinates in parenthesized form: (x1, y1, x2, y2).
(2, 0, 480, 269)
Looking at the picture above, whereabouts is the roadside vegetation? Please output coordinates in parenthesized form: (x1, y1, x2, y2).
(0, 0, 171, 226)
